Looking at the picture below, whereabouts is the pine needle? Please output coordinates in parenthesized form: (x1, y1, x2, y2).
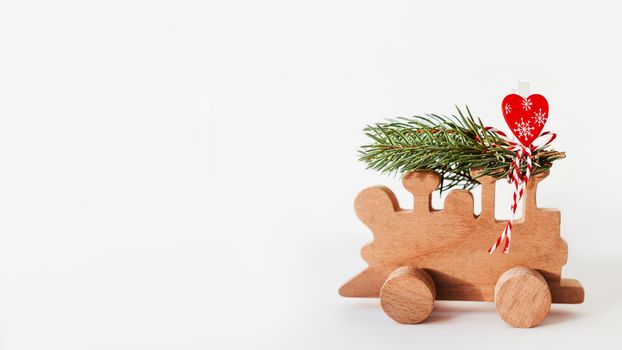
(359, 106, 565, 192)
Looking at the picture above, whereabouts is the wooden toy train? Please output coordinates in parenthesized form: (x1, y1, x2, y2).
(339, 169, 584, 328)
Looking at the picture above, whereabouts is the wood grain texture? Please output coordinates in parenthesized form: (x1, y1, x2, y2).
(380, 266, 435, 324)
(339, 170, 584, 306)
(495, 267, 552, 328)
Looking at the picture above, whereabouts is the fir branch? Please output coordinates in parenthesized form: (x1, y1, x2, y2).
(359, 106, 565, 191)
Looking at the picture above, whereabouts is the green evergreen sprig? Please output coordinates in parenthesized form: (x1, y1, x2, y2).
(359, 106, 565, 191)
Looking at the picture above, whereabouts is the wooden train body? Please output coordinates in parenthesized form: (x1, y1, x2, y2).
(339, 170, 583, 327)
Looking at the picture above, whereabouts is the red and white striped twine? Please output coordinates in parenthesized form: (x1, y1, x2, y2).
(483, 128, 556, 254)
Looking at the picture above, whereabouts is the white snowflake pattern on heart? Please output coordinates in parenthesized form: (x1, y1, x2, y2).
(532, 108, 547, 126)
(513, 118, 534, 141)
(521, 98, 533, 111)
(504, 103, 512, 114)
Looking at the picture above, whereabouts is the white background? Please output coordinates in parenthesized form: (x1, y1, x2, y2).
(0, 0, 621, 349)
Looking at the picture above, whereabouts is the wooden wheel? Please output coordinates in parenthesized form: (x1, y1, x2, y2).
(495, 267, 552, 328)
(380, 266, 435, 324)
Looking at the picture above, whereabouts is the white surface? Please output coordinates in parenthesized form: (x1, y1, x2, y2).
(0, 0, 621, 349)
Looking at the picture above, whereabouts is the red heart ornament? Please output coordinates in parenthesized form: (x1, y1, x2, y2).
(502, 94, 549, 146)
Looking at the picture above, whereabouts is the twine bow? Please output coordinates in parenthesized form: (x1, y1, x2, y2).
(484, 128, 556, 254)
